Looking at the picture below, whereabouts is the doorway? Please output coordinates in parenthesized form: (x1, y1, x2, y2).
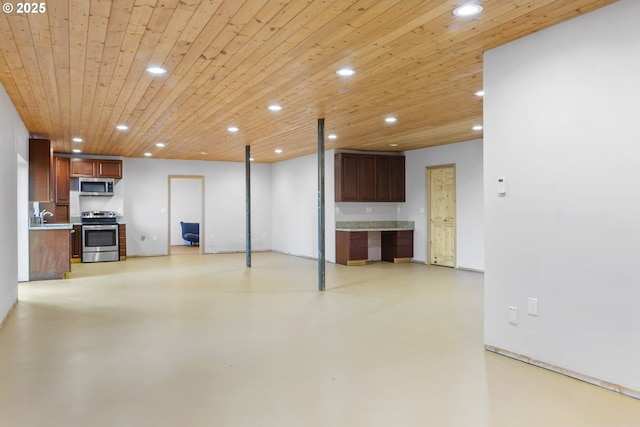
(168, 175, 204, 255)
(426, 165, 456, 267)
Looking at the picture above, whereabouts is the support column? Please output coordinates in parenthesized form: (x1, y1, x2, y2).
(318, 119, 325, 291)
(245, 145, 251, 267)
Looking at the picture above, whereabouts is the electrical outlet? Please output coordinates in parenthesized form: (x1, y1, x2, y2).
(366, 206, 372, 213)
(508, 306, 518, 324)
(528, 298, 539, 316)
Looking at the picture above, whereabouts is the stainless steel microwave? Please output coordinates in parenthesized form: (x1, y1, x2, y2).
(79, 177, 115, 196)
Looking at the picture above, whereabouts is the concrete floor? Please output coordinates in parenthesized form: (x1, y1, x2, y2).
(1, 252, 639, 427)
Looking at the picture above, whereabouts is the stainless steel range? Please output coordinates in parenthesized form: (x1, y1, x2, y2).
(81, 211, 119, 263)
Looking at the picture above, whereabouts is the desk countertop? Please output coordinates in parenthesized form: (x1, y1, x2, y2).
(335, 221, 414, 232)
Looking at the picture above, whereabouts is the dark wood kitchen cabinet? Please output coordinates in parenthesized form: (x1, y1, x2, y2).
(335, 153, 404, 202)
(336, 231, 368, 266)
(39, 156, 71, 223)
(70, 158, 123, 179)
(381, 230, 414, 263)
(376, 155, 405, 202)
(98, 159, 123, 179)
(28, 138, 53, 202)
(119, 224, 127, 260)
(29, 228, 71, 280)
(71, 225, 82, 261)
(70, 158, 97, 177)
(51, 156, 70, 223)
(335, 153, 376, 202)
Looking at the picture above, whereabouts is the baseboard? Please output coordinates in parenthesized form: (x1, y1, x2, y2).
(0, 299, 18, 332)
(456, 266, 485, 273)
(485, 345, 640, 400)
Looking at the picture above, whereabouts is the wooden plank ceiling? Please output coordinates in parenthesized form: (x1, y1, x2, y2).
(0, 0, 615, 163)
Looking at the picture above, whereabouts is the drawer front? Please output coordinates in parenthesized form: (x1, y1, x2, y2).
(350, 247, 368, 260)
(397, 237, 413, 247)
(397, 245, 414, 258)
(397, 230, 413, 239)
(350, 238, 368, 249)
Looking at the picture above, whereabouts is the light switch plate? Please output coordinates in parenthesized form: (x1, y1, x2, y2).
(528, 298, 539, 316)
(508, 306, 518, 324)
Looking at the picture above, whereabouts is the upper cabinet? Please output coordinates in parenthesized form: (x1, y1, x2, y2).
(376, 155, 405, 202)
(98, 159, 123, 179)
(29, 138, 53, 202)
(54, 156, 70, 205)
(335, 153, 405, 202)
(70, 158, 122, 179)
(69, 158, 96, 178)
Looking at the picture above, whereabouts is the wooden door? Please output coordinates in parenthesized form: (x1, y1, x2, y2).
(427, 165, 456, 267)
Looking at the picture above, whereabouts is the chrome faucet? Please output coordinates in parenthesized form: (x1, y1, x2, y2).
(32, 209, 53, 225)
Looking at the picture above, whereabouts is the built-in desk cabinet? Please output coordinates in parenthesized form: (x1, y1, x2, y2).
(336, 231, 368, 265)
(337, 229, 414, 265)
(381, 230, 414, 262)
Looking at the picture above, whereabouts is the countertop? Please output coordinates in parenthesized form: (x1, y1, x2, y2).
(335, 221, 414, 232)
(29, 223, 73, 230)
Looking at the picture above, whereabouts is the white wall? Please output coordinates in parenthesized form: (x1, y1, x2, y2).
(271, 150, 336, 262)
(484, 0, 640, 393)
(123, 158, 272, 256)
(404, 140, 484, 270)
(0, 82, 28, 322)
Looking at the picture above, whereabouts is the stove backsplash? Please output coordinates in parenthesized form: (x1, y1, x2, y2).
(69, 178, 125, 223)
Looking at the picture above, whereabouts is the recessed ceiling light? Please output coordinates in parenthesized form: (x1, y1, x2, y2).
(72, 137, 83, 142)
(146, 66, 167, 75)
(472, 125, 483, 130)
(385, 117, 397, 124)
(475, 90, 484, 97)
(249, 157, 255, 162)
(336, 67, 356, 77)
(453, 3, 483, 17)
(72, 149, 82, 153)
(227, 126, 239, 132)
(275, 148, 283, 154)
(268, 104, 282, 111)
(155, 142, 165, 148)
(116, 124, 128, 131)
(200, 150, 208, 155)
(390, 143, 398, 147)
(328, 134, 337, 140)
(144, 152, 152, 157)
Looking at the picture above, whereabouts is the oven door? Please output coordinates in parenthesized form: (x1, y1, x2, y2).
(82, 224, 119, 262)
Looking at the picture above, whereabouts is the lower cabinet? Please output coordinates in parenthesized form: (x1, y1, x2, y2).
(30, 229, 71, 280)
(119, 224, 127, 260)
(381, 230, 414, 262)
(336, 231, 368, 266)
(71, 225, 82, 261)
